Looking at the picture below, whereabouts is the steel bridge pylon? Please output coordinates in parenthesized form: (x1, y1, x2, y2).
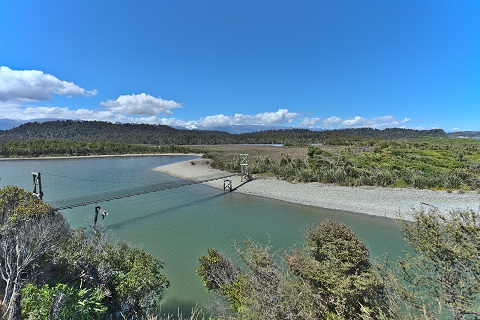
(240, 154, 251, 182)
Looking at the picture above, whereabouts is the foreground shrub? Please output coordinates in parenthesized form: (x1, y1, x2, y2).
(21, 283, 106, 319)
(197, 220, 391, 319)
(55, 229, 170, 318)
(0, 186, 70, 319)
(390, 209, 480, 319)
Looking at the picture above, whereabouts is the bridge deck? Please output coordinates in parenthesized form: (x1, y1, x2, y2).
(51, 173, 239, 210)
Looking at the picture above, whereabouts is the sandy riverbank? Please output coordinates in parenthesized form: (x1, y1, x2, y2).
(154, 158, 480, 221)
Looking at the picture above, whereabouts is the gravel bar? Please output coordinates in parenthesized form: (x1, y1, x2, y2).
(154, 158, 480, 221)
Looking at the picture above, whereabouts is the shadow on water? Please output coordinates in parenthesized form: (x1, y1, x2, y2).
(105, 192, 226, 231)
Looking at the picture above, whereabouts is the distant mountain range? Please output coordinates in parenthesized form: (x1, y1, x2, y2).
(447, 131, 480, 139)
(0, 119, 25, 130)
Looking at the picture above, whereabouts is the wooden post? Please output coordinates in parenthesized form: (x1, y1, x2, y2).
(94, 206, 109, 227)
(32, 171, 43, 200)
(94, 206, 100, 226)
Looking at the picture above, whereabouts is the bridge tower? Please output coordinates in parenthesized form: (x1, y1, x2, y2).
(94, 206, 109, 226)
(240, 154, 251, 182)
(32, 171, 43, 200)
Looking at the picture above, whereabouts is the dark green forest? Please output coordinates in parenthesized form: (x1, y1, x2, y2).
(0, 140, 199, 158)
(0, 120, 447, 146)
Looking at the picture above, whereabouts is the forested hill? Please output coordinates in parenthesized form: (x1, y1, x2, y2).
(0, 120, 447, 145)
(0, 120, 230, 145)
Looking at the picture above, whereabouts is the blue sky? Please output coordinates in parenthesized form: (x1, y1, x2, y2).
(1, 0, 479, 132)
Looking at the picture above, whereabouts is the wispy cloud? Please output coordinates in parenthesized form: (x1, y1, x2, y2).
(0, 66, 96, 102)
(100, 93, 182, 116)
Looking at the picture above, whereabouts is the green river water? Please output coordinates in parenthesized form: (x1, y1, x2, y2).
(0, 155, 407, 315)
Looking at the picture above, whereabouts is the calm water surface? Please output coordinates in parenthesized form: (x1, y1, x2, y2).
(0, 156, 406, 314)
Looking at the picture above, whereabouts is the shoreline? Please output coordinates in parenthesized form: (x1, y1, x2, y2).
(154, 158, 480, 221)
(0, 153, 203, 161)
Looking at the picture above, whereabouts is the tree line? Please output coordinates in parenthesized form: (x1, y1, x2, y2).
(0, 120, 447, 145)
(0, 140, 203, 158)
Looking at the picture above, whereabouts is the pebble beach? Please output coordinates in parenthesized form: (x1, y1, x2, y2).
(154, 158, 480, 221)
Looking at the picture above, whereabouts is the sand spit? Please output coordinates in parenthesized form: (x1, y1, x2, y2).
(154, 158, 480, 221)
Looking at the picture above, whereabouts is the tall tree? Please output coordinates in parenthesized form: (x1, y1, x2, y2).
(0, 186, 69, 319)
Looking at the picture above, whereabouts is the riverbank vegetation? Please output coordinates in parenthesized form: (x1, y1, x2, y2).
(204, 138, 480, 191)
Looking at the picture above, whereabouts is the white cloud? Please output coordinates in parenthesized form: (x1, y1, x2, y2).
(320, 115, 410, 129)
(0, 66, 97, 102)
(199, 109, 299, 127)
(300, 117, 320, 127)
(100, 93, 182, 116)
(256, 109, 299, 124)
(322, 116, 342, 126)
(342, 116, 369, 126)
(0, 104, 113, 122)
(0, 95, 415, 133)
(158, 117, 191, 128)
(0, 67, 426, 132)
(201, 114, 232, 127)
(161, 113, 409, 131)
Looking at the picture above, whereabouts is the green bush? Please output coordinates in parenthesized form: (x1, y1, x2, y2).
(198, 220, 391, 319)
(21, 283, 106, 320)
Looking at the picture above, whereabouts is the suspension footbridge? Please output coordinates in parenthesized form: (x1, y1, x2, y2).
(31, 154, 251, 211)
(50, 173, 242, 210)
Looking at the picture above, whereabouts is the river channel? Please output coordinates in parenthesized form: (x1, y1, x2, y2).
(0, 155, 406, 315)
